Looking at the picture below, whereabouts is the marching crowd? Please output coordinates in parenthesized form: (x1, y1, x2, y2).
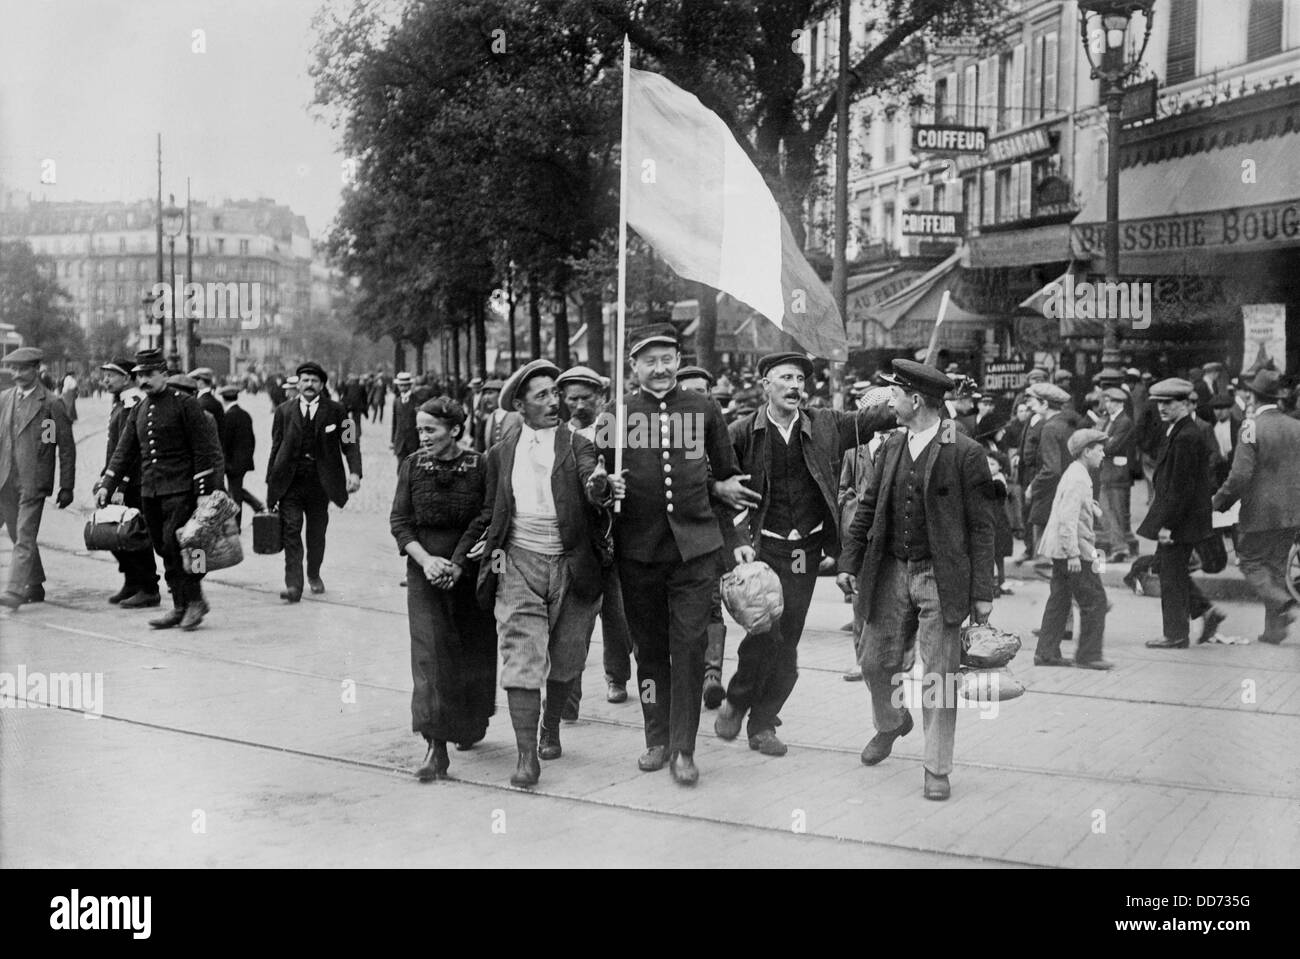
(2, 332, 1297, 802)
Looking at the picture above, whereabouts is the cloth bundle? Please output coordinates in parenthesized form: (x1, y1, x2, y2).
(721, 561, 784, 634)
(178, 491, 243, 572)
(958, 621, 1026, 702)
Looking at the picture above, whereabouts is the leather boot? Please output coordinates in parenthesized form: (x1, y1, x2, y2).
(539, 680, 567, 760)
(150, 592, 186, 630)
(416, 739, 450, 782)
(506, 688, 541, 787)
(180, 585, 209, 631)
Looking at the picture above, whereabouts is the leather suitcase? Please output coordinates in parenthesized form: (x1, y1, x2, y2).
(84, 505, 151, 552)
(252, 510, 283, 555)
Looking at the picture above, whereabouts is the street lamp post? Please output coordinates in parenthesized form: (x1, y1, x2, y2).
(161, 195, 185, 372)
(1078, 0, 1155, 386)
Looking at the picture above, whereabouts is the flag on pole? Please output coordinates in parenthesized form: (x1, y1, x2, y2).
(625, 67, 847, 360)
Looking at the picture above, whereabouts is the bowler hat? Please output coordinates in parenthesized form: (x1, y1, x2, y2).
(500, 359, 561, 410)
(757, 352, 814, 380)
(628, 323, 678, 358)
(1068, 428, 1108, 458)
(1244, 369, 1282, 401)
(878, 359, 953, 399)
(1149, 377, 1195, 400)
(296, 361, 328, 383)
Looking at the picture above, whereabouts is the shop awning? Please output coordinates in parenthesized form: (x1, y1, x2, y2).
(1017, 263, 1103, 341)
(845, 265, 928, 347)
(1071, 131, 1300, 271)
(856, 249, 1004, 351)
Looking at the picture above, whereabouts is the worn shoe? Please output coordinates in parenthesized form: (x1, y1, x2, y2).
(1145, 636, 1189, 649)
(149, 608, 186, 630)
(538, 725, 562, 760)
(1108, 550, 1129, 563)
(510, 747, 541, 787)
(669, 752, 699, 786)
(1074, 658, 1115, 670)
(416, 740, 450, 782)
(702, 671, 725, 710)
(108, 584, 135, 604)
(714, 700, 744, 740)
(860, 711, 913, 765)
(280, 588, 302, 604)
(24, 583, 44, 603)
(923, 770, 951, 801)
(180, 598, 209, 631)
(606, 681, 628, 704)
(842, 664, 863, 682)
(637, 745, 669, 772)
(748, 730, 788, 757)
(1198, 607, 1227, 644)
(308, 576, 326, 595)
(120, 590, 161, 609)
(1033, 656, 1074, 667)
(399, 578, 407, 587)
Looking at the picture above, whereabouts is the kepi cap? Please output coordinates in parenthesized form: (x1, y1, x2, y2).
(878, 359, 953, 400)
(131, 348, 167, 373)
(628, 323, 678, 358)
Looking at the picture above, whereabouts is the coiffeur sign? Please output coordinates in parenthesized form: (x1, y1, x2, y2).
(1072, 199, 1300, 258)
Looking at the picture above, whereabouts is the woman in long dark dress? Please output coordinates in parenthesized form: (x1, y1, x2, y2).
(390, 397, 497, 781)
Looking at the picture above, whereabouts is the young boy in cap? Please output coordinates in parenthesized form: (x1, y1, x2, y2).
(1034, 429, 1113, 669)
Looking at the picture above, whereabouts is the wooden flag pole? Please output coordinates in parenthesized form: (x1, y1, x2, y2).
(923, 289, 951, 367)
(613, 34, 631, 514)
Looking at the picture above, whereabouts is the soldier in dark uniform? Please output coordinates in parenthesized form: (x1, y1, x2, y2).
(95, 357, 160, 607)
(593, 325, 751, 786)
(98, 349, 224, 631)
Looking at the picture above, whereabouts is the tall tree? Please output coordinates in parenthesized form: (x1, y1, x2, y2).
(0, 240, 86, 362)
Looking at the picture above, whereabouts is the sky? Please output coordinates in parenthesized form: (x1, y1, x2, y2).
(0, 0, 351, 237)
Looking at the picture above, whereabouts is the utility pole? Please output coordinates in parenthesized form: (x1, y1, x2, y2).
(829, 0, 851, 410)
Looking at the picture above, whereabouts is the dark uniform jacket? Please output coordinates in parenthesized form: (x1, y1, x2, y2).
(729, 404, 896, 559)
(102, 396, 142, 498)
(266, 396, 363, 509)
(1138, 414, 1213, 544)
(391, 392, 420, 459)
(221, 403, 256, 475)
(0, 381, 75, 496)
(104, 387, 222, 498)
(455, 423, 604, 610)
(839, 422, 996, 626)
(1211, 408, 1300, 534)
(594, 385, 742, 564)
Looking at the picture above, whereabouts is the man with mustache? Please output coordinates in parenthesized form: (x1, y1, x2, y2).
(714, 353, 896, 756)
(98, 349, 223, 630)
(266, 361, 363, 603)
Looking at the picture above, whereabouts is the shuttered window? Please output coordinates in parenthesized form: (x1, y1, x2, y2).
(1166, 0, 1198, 84)
(1246, 0, 1283, 61)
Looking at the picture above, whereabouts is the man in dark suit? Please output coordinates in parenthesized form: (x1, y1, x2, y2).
(189, 367, 225, 437)
(594, 324, 750, 786)
(1213, 370, 1300, 644)
(1026, 382, 1075, 567)
(1194, 361, 1229, 423)
(714, 352, 896, 756)
(837, 360, 995, 801)
(219, 385, 263, 528)
(390, 372, 420, 462)
(95, 358, 160, 607)
(1141, 378, 1225, 649)
(1098, 387, 1138, 561)
(1207, 394, 1241, 487)
(0, 347, 76, 609)
(266, 361, 363, 603)
(341, 374, 368, 439)
(454, 360, 605, 787)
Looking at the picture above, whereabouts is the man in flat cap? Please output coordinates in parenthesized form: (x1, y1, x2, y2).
(837, 359, 995, 800)
(266, 361, 362, 602)
(1097, 386, 1138, 562)
(189, 367, 225, 437)
(472, 379, 510, 452)
(220, 384, 263, 529)
(1212, 370, 1300, 644)
(98, 349, 222, 629)
(93, 357, 160, 607)
(1140, 378, 1226, 648)
(455, 359, 606, 787)
(391, 372, 420, 462)
(714, 352, 898, 756)
(0, 347, 76, 609)
(1024, 382, 1077, 567)
(592, 324, 752, 785)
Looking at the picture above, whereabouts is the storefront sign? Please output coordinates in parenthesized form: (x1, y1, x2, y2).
(983, 358, 1033, 393)
(912, 124, 988, 153)
(1032, 176, 1076, 218)
(1242, 303, 1287, 373)
(1121, 78, 1158, 125)
(847, 270, 924, 320)
(901, 211, 965, 237)
(968, 223, 1073, 267)
(955, 126, 1053, 173)
(1071, 199, 1300, 258)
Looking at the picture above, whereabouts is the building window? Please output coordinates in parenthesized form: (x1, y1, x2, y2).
(934, 182, 947, 212)
(216, 238, 225, 254)
(1166, 0, 1198, 84)
(213, 216, 222, 230)
(1247, 0, 1283, 61)
(962, 176, 979, 223)
(996, 51, 1014, 132)
(882, 202, 895, 244)
(1030, 30, 1059, 120)
(933, 76, 949, 122)
(240, 338, 251, 354)
(883, 110, 896, 164)
(239, 239, 250, 255)
(216, 261, 228, 278)
(962, 63, 978, 125)
(994, 167, 1013, 223)
(118, 237, 126, 252)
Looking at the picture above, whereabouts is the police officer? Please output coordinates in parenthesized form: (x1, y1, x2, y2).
(98, 349, 224, 630)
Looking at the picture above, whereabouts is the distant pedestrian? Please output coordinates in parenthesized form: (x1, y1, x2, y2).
(1098, 386, 1138, 562)
(60, 370, 79, 422)
(391, 372, 420, 462)
(219, 386, 264, 529)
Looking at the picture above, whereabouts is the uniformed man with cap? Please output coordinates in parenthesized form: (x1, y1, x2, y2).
(1025, 382, 1075, 565)
(391, 372, 420, 461)
(555, 364, 632, 711)
(1098, 386, 1138, 561)
(266, 361, 363, 602)
(836, 359, 995, 801)
(189, 367, 225, 436)
(714, 352, 897, 757)
(1140, 377, 1226, 648)
(98, 349, 223, 629)
(94, 356, 160, 607)
(592, 324, 751, 785)
(1212, 370, 1300, 644)
(0, 347, 76, 609)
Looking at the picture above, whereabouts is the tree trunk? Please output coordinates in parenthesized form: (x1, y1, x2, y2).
(582, 294, 605, 376)
(695, 281, 718, 372)
(450, 323, 460, 383)
(529, 278, 542, 359)
(474, 298, 488, 378)
(554, 284, 570, 369)
(393, 337, 405, 373)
